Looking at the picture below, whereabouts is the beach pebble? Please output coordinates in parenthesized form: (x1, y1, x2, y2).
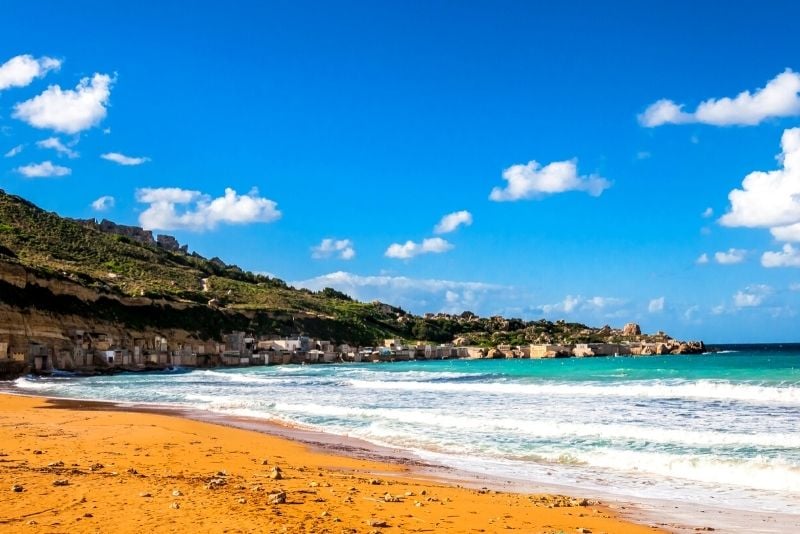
(47, 461, 64, 467)
(268, 490, 287, 505)
(139, 492, 152, 498)
(309, 481, 319, 487)
(32, 450, 43, 455)
(27, 520, 37, 525)
(83, 513, 93, 518)
(52, 479, 70, 487)
(383, 492, 400, 502)
(404, 491, 415, 497)
(10, 484, 24, 493)
(260, 459, 269, 465)
(367, 519, 389, 528)
(89, 463, 104, 471)
(172, 489, 183, 497)
(170, 502, 180, 510)
(215, 470, 227, 477)
(369, 479, 382, 485)
(269, 466, 283, 480)
(576, 529, 592, 534)
(238, 498, 247, 504)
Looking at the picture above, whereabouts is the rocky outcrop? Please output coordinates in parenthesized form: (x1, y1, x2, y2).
(622, 322, 641, 336)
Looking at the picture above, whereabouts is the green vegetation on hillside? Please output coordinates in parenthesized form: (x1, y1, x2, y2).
(0, 189, 647, 346)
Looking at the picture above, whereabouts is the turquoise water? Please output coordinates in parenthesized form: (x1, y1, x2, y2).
(13, 347, 800, 516)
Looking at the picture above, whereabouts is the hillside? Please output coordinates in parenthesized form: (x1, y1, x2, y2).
(0, 189, 677, 349)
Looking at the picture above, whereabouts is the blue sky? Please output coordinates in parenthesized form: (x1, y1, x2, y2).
(2, 1, 800, 342)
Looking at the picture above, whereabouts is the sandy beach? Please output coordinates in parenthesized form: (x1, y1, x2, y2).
(0, 393, 663, 533)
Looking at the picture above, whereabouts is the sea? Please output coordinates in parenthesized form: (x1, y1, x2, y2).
(11, 345, 800, 530)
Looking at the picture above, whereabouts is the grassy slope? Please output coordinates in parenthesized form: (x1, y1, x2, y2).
(0, 190, 404, 343)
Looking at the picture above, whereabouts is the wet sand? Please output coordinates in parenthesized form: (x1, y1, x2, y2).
(0, 392, 666, 533)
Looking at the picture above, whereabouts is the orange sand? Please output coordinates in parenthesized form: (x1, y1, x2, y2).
(0, 393, 662, 533)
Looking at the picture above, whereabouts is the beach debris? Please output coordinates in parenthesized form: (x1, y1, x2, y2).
(52, 479, 70, 487)
(269, 466, 283, 480)
(172, 489, 183, 497)
(367, 519, 389, 528)
(139, 492, 152, 498)
(10, 484, 24, 492)
(383, 492, 400, 502)
(89, 463, 104, 471)
(268, 490, 287, 505)
(170, 502, 180, 510)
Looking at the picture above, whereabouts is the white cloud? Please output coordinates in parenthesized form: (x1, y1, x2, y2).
(434, 210, 473, 234)
(733, 285, 772, 308)
(719, 128, 800, 238)
(702, 207, 713, 218)
(36, 137, 78, 158)
(536, 295, 625, 316)
(648, 297, 665, 313)
(385, 237, 453, 259)
(762, 244, 800, 268)
(16, 160, 71, 178)
(312, 238, 355, 260)
(683, 305, 700, 322)
(136, 187, 281, 231)
(489, 159, 610, 201)
(91, 195, 115, 212)
(292, 271, 508, 314)
(714, 248, 747, 265)
(4, 144, 23, 158)
(640, 70, 800, 127)
(696, 253, 709, 264)
(13, 73, 113, 134)
(101, 152, 150, 166)
(0, 54, 60, 91)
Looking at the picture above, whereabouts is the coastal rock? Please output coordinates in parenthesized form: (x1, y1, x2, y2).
(269, 466, 282, 480)
(367, 519, 389, 528)
(52, 479, 69, 487)
(10, 484, 24, 492)
(622, 323, 641, 336)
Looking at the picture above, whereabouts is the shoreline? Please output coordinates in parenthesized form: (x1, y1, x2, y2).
(0, 390, 665, 533)
(2, 388, 796, 533)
